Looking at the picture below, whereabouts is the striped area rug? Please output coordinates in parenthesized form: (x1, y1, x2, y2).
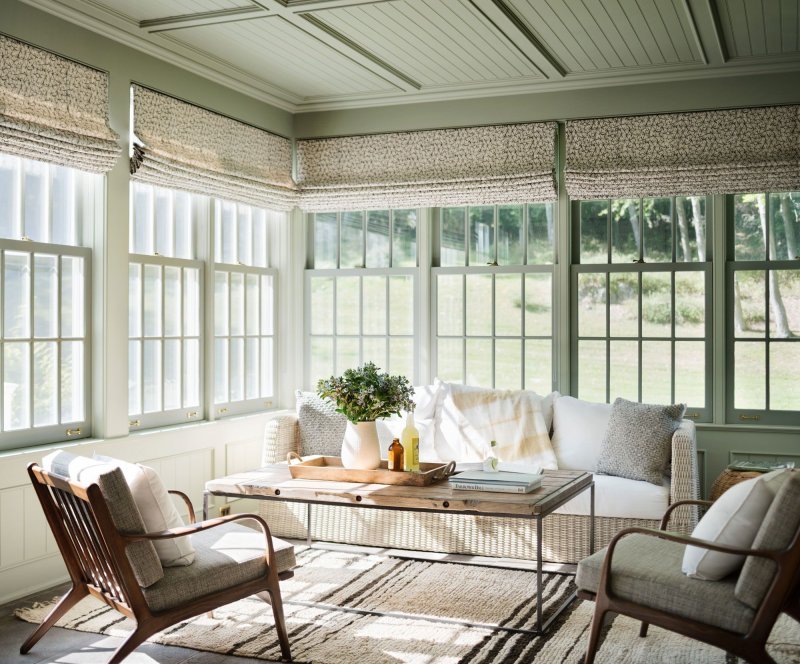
(15, 547, 800, 663)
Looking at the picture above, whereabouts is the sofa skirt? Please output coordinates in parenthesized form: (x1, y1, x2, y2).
(259, 500, 659, 564)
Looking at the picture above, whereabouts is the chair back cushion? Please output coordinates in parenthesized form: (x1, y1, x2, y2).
(296, 390, 347, 456)
(682, 474, 773, 580)
(95, 455, 195, 567)
(596, 398, 685, 485)
(735, 471, 800, 609)
(42, 451, 164, 588)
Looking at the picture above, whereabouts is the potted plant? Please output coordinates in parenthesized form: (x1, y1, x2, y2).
(317, 362, 414, 469)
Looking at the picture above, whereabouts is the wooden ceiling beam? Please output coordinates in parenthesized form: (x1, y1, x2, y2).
(685, 0, 728, 66)
(251, 0, 419, 91)
(468, 0, 566, 79)
(140, 6, 271, 33)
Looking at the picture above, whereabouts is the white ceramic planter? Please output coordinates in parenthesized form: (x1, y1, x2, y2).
(341, 420, 381, 470)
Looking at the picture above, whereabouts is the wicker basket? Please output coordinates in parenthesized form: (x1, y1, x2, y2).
(709, 468, 764, 501)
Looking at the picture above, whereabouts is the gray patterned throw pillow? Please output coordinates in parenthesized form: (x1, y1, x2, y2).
(596, 398, 685, 486)
(296, 390, 347, 456)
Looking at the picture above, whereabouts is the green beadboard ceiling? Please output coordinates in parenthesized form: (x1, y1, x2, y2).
(21, 0, 800, 112)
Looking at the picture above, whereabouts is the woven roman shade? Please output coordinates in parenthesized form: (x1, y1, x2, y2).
(296, 122, 557, 211)
(130, 85, 297, 210)
(0, 35, 120, 173)
(565, 106, 800, 199)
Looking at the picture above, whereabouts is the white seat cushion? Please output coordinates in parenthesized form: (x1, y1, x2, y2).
(554, 474, 670, 519)
(550, 396, 612, 471)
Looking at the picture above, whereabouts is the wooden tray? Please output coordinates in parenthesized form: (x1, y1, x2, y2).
(286, 452, 455, 486)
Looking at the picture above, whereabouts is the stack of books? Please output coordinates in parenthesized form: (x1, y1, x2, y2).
(448, 469, 543, 494)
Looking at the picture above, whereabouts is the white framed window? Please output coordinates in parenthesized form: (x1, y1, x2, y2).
(306, 210, 418, 386)
(728, 192, 800, 425)
(129, 182, 203, 429)
(432, 203, 555, 392)
(213, 200, 278, 416)
(0, 154, 95, 450)
(572, 196, 711, 419)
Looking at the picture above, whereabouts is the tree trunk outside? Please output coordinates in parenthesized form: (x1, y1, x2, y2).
(625, 201, 640, 256)
(734, 275, 746, 334)
(781, 194, 798, 260)
(691, 197, 706, 261)
(757, 195, 793, 338)
(545, 204, 554, 246)
(676, 198, 691, 261)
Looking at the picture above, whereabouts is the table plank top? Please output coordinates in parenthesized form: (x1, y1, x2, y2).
(206, 465, 593, 518)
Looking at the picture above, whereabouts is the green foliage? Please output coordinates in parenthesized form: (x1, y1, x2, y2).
(641, 300, 704, 326)
(317, 361, 414, 423)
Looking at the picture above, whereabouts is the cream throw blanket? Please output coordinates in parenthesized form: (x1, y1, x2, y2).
(437, 384, 558, 469)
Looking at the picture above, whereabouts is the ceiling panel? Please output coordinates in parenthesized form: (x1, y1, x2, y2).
(716, 0, 799, 57)
(165, 16, 397, 99)
(505, 0, 704, 73)
(310, 0, 544, 87)
(89, 0, 255, 23)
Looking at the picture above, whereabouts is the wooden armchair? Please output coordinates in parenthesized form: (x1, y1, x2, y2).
(576, 473, 800, 664)
(21, 462, 295, 663)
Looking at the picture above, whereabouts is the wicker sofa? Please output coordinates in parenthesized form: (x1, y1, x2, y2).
(258, 392, 700, 564)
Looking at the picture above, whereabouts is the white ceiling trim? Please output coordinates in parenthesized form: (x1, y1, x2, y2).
(294, 59, 800, 112)
(19, 0, 302, 111)
(17, 0, 800, 114)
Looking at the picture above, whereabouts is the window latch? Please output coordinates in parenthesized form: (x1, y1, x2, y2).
(486, 260, 498, 266)
(632, 258, 646, 264)
(65, 427, 82, 436)
(739, 414, 761, 421)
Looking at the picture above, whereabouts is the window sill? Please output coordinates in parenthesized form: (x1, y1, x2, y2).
(696, 422, 800, 435)
(0, 408, 295, 460)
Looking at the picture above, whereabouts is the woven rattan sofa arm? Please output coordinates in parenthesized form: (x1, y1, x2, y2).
(262, 413, 300, 465)
(669, 419, 700, 533)
(659, 499, 714, 530)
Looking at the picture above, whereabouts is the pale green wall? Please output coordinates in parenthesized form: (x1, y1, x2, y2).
(2, 0, 798, 494)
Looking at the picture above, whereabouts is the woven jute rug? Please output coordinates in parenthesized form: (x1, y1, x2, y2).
(15, 547, 800, 663)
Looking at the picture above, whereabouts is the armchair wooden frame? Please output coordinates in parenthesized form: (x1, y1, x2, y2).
(579, 499, 800, 664)
(21, 463, 294, 663)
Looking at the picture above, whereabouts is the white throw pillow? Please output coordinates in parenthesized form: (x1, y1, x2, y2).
(550, 396, 613, 471)
(94, 454, 195, 567)
(682, 476, 774, 580)
(434, 382, 558, 468)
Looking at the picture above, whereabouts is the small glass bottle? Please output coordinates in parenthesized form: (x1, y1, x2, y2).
(388, 437, 405, 471)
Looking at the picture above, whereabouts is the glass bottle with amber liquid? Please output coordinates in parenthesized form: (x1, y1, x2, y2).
(387, 437, 404, 471)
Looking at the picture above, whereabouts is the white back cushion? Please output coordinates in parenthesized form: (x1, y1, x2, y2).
(682, 476, 773, 580)
(376, 383, 442, 461)
(95, 454, 195, 567)
(550, 396, 613, 471)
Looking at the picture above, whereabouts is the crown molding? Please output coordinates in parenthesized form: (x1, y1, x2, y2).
(294, 59, 800, 112)
(19, 0, 303, 112)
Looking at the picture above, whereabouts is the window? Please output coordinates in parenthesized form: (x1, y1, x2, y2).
(728, 192, 800, 424)
(0, 154, 94, 449)
(572, 197, 711, 418)
(306, 210, 417, 386)
(129, 182, 203, 429)
(213, 200, 277, 415)
(433, 203, 556, 392)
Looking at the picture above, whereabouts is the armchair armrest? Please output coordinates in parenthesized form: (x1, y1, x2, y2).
(167, 489, 195, 524)
(659, 499, 714, 530)
(668, 419, 700, 532)
(121, 513, 281, 570)
(262, 414, 300, 465)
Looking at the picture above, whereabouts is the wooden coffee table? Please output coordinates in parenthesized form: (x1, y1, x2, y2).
(204, 465, 594, 635)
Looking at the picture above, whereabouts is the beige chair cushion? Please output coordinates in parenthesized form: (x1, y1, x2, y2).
(143, 522, 295, 612)
(736, 471, 800, 610)
(577, 533, 754, 634)
(42, 450, 164, 588)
